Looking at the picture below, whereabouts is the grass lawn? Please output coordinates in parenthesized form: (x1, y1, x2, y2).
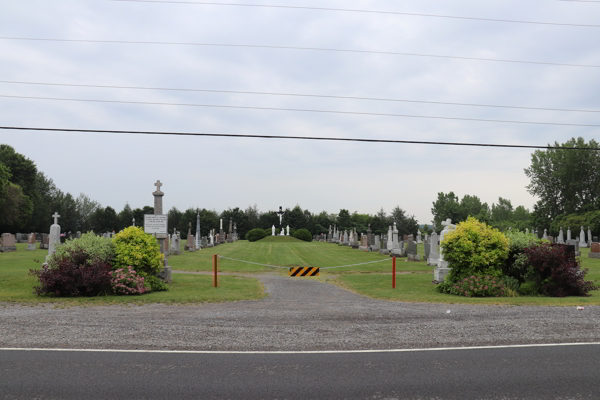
(0, 243, 265, 306)
(2, 239, 599, 306)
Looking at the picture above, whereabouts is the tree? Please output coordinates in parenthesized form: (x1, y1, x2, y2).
(76, 193, 100, 232)
(337, 209, 352, 230)
(27, 172, 59, 232)
(431, 192, 462, 231)
(0, 182, 33, 232)
(460, 195, 490, 223)
(117, 202, 134, 232)
(525, 137, 600, 219)
(391, 206, 418, 236)
(0, 145, 38, 200)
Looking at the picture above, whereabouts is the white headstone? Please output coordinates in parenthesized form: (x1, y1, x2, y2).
(580, 226, 587, 247)
(386, 225, 393, 250)
(46, 212, 61, 263)
(542, 229, 548, 240)
(438, 219, 456, 267)
(567, 227, 572, 241)
(557, 227, 564, 244)
(272, 225, 276, 236)
(588, 227, 593, 246)
(286, 225, 290, 236)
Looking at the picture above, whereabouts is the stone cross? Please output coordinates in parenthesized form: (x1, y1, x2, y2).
(154, 180, 163, 193)
(52, 212, 60, 225)
(132, 217, 135, 226)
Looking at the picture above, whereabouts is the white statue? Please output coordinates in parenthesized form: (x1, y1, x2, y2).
(286, 225, 290, 236)
(438, 219, 456, 267)
(272, 225, 275, 236)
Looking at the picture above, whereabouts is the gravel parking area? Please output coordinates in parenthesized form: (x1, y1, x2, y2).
(1, 273, 599, 351)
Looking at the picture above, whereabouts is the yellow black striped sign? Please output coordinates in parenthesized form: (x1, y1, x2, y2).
(288, 267, 320, 277)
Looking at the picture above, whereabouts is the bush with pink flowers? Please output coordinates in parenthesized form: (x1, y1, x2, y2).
(110, 266, 148, 295)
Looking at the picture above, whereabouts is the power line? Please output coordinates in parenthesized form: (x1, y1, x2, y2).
(1, 80, 598, 113)
(3, 94, 600, 128)
(112, 0, 600, 28)
(2, 126, 598, 150)
(1, 36, 598, 68)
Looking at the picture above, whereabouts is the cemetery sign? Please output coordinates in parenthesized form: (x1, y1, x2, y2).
(144, 214, 168, 238)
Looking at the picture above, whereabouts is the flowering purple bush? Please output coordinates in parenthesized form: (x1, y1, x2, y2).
(110, 266, 148, 295)
(29, 250, 113, 297)
(436, 275, 506, 297)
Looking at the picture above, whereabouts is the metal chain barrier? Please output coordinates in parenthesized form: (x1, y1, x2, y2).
(218, 255, 391, 270)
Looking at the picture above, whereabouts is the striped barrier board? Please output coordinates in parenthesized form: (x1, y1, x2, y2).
(288, 267, 320, 277)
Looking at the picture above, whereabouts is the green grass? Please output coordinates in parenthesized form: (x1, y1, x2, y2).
(257, 236, 302, 243)
(0, 243, 265, 305)
(2, 240, 600, 306)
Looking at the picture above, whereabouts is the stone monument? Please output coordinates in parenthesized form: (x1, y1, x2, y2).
(0, 233, 16, 252)
(579, 226, 587, 248)
(45, 212, 61, 262)
(272, 225, 276, 236)
(227, 219, 233, 243)
(219, 219, 225, 244)
(152, 180, 172, 283)
(557, 227, 564, 244)
(27, 233, 36, 251)
(195, 212, 201, 250)
(434, 219, 456, 282)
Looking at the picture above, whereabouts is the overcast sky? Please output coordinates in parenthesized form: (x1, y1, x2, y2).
(1, 0, 599, 224)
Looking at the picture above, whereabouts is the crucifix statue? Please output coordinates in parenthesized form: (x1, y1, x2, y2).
(52, 212, 60, 225)
(276, 206, 285, 227)
(153, 180, 163, 194)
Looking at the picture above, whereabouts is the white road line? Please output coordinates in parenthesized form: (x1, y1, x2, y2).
(1, 342, 599, 355)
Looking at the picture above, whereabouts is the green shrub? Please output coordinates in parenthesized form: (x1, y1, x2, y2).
(441, 217, 509, 283)
(247, 228, 267, 242)
(48, 232, 114, 268)
(292, 228, 312, 242)
(113, 226, 164, 278)
(503, 230, 542, 282)
(145, 275, 169, 292)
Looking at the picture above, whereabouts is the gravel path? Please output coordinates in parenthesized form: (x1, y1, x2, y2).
(1, 273, 599, 351)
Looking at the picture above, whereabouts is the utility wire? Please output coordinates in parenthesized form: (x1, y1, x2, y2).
(2, 126, 598, 150)
(1, 36, 597, 68)
(112, 0, 600, 28)
(1, 80, 598, 113)
(2, 94, 600, 128)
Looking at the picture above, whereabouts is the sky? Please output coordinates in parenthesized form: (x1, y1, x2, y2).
(1, 0, 599, 225)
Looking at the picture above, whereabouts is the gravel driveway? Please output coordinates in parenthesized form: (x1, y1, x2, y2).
(1, 273, 599, 351)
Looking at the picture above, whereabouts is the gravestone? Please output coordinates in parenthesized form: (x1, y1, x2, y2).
(27, 233, 36, 251)
(547, 236, 554, 244)
(392, 223, 399, 250)
(195, 212, 201, 249)
(567, 227, 572, 241)
(76, 231, 81, 239)
(566, 239, 580, 257)
(416, 229, 422, 244)
(588, 227, 593, 247)
(219, 219, 225, 244)
(170, 229, 180, 255)
(579, 226, 588, 248)
(407, 239, 420, 261)
(542, 229, 548, 241)
(427, 230, 439, 266)
(227, 219, 233, 243)
(286, 225, 290, 237)
(45, 212, 61, 262)
(352, 228, 359, 249)
(187, 223, 196, 252)
(589, 242, 600, 259)
(557, 227, 564, 244)
(434, 219, 456, 283)
(0, 233, 17, 252)
(151, 180, 172, 283)
(42, 233, 49, 249)
(424, 242, 430, 259)
(371, 235, 380, 251)
(367, 225, 373, 246)
(359, 234, 369, 251)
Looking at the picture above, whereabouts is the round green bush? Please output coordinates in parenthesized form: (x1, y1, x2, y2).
(503, 230, 543, 282)
(441, 217, 509, 282)
(292, 228, 312, 242)
(113, 226, 164, 277)
(48, 232, 114, 268)
(247, 228, 267, 242)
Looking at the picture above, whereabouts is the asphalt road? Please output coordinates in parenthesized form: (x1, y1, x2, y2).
(2, 344, 598, 399)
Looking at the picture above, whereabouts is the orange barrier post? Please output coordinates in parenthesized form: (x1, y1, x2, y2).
(392, 257, 396, 289)
(212, 255, 219, 288)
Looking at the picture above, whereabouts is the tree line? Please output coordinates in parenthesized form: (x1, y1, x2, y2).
(2, 137, 598, 238)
